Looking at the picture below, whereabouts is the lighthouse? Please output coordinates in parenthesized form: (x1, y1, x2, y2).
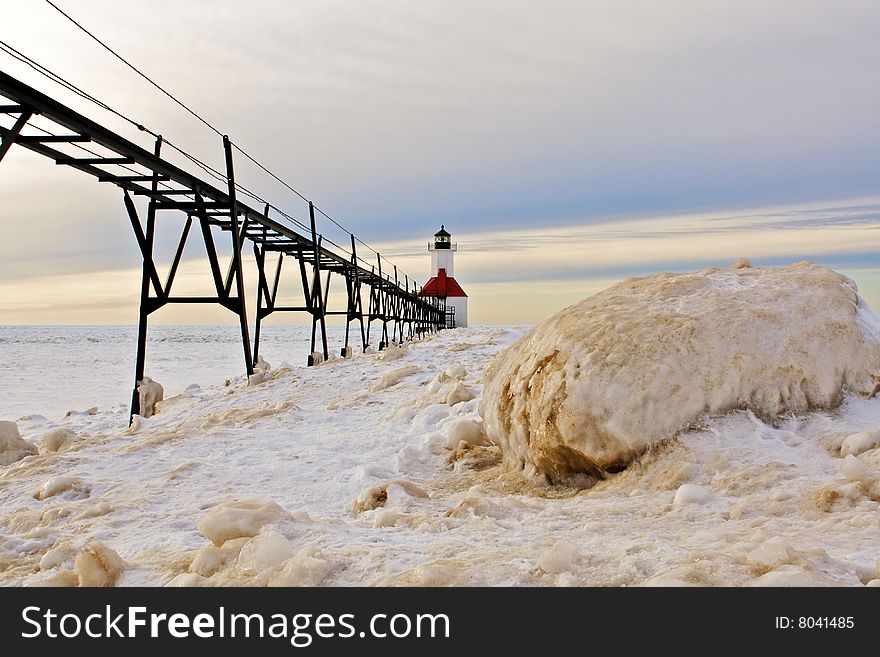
(421, 225, 468, 327)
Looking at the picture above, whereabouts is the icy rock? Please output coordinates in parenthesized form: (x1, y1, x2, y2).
(444, 418, 489, 449)
(40, 543, 74, 571)
(840, 454, 870, 482)
(34, 476, 90, 500)
(41, 428, 78, 453)
(536, 541, 581, 574)
(481, 263, 880, 479)
(445, 363, 467, 380)
(373, 510, 403, 527)
(353, 480, 428, 514)
(841, 430, 880, 457)
(237, 531, 294, 574)
(189, 537, 249, 577)
(406, 563, 460, 586)
(0, 420, 38, 466)
(268, 546, 330, 587)
(137, 376, 164, 418)
(445, 381, 475, 406)
(197, 499, 292, 547)
(672, 484, 713, 506)
(248, 357, 272, 386)
(74, 540, 126, 587)
(747, 537, 797, 568)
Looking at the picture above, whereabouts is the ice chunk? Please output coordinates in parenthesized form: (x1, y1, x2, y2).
(40, 543, 74, 571)
(841, 430, 880, 457)
(74, 540, 126, 587)
(268, 546, 330, 587)
(137, 376, 164, 418)
(248, 358, 272, 386)
(34, 476, 90, 500)
(840, 454, 871, 482)
(197, 499, 292, 546)
(373, 510, 403, 527)
(237, 531, 294, 574)
(444, 418, 489, 449)
(481, 263, 880, 479)
(0, 420, 38, 466)
(536, 541, 581, 574)
(672, 484, 713, 506)
(747, 537, 797, 568)
(444, 381, 475, 406)
(189, 537, 249, 577)
(41, 428, 78, 453)
(445, 363, 467, 380)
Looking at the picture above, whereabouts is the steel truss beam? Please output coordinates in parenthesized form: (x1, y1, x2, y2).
(0, 71, 446, 425)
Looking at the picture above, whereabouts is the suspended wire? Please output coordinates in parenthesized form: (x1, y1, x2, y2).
(7, 5, 422, 285)
(0, 39, 155, 136)
(42, 0, 223, 138)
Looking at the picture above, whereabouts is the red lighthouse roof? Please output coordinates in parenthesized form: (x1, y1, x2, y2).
(421, 268, 467, 297)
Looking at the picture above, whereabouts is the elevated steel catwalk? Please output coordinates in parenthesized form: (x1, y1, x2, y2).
(0, 71, 445, 422)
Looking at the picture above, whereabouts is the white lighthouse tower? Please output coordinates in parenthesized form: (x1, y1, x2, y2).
(421, 225, 468, 327)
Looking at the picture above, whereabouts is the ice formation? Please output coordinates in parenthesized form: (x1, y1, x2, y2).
(34, 475, 90, 500)
(0, 420, 38, 466)
(74, 540, 126, 587)
(444, 381, 475, 406)
(480, 263, 880, 479)
(248, 357, 272, 386)
(444, 418, 489, 449)
(137, 376, 164, 418)
(4, 324, 880, 588)
(41, 427, 78, 453)
(197, 499, 291, 546)
(841, 430, 880, 457)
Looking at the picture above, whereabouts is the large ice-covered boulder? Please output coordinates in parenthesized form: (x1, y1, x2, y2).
(480, 262, 880, 480)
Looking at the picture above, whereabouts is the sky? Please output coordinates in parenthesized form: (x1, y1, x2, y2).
(1, 0, 879, 325)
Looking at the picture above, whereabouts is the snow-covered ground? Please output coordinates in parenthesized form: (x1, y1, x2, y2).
(1, 324, 880, 586)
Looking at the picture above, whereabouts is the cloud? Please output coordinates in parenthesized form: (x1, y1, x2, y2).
(3, 196, 880, 324)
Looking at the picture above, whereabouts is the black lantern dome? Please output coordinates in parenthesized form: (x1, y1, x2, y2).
(433, 224, 451, 249)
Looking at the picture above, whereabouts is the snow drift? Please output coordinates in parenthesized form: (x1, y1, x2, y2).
(480, 262, 880, 480)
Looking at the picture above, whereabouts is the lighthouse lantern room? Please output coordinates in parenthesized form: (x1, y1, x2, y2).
(421, 225, 468, 327)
